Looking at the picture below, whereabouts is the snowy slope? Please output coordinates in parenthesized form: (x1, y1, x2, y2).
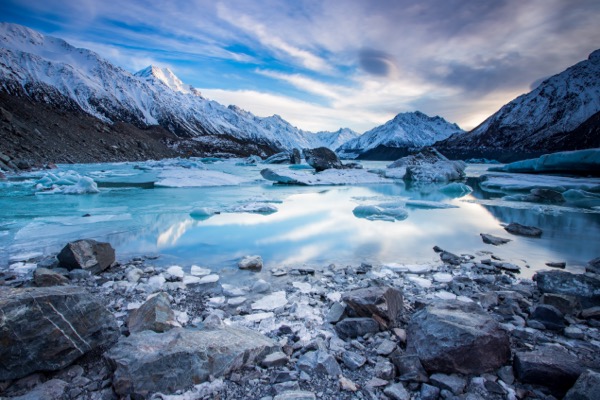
(314, 128, 361, 150)
(337, 111, 463, 158)
(439, 49, 600, 153)
(0, 23, 351, 156)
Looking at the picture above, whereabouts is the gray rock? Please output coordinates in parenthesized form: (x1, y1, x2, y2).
(527, 188, 566, 204)
(341, 351, 366, 370)
(238, 255, 263, 271)
(303, 147, 343, 172)
(564, 369, 600, 400)
(480, 233, 511, 246)
(541, 293, 580, 315)
(105, 326, 278, 397)
(33, 267, 69, 287)
(420, 383, 441, 400)
(326, 302, 346, 323)
(375, 359, 395, 380)
(383, 383, 410, 400)
(11, 379, 68, 400)
(376, 339, 397, 355)
(68, 269, 92, 281)
(274, 391, 316, 400)
(494, 262, 520, 272)
(529, 304, 565, 331)
(564, 326, 585, 340)
(581, 306, 600, 319)
(127, 292, 178, 333)
(586, 257, 600, 274)
(430, 373, 467, 395)
(407, 300, 511, 374)
(504, 222, 542, 237)
(297, 350, 342, 377)
(440, 251, 462, 265)
(335, 317, 380, 339)
(252, 279, 271, 293)
(342, 286, 403, 329)
(514, 346, 583, 395)
(497, 365, 515, 385)
(290, 148, 302, 165)
(535, 270, 600, 308)
(389, 353, 428, 383)
(546, 261, 566, 269)
(57, 239, 115, 274)
(261, 351, 289, 368)
(0, 286, 118, 380)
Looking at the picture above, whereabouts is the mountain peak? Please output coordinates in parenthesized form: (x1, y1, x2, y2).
(134, 65, 200, 96)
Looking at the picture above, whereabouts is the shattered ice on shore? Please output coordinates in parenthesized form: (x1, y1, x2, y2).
(34, 171, 100, 195)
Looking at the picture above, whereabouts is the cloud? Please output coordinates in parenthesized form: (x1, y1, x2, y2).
(358, 49, 398, 77)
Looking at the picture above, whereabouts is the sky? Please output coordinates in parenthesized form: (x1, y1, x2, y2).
(2, 0, 600, 133)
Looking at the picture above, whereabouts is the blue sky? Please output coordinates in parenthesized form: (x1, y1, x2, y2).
(2, 0, 600, 132)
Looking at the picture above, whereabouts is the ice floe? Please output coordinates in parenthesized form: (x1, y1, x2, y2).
(155, 169, 250, 187)
(490, 148, 600, 175)
(352, 204, 408, 222)
(479, 173, 600, 193)
(34, 171, 100, 194)
(260, 168, 389, 185)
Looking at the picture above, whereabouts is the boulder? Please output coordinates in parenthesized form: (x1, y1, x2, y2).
(342, 286, 403, 329)
(33, 267, 69, 287)
(504, 222, 542, 237)
(587, 257, 600, 274)
(57, 239, 115, 274)
(127, 292, 178, 333)
(514, 346, 583, 395)
(290, 148, 302, 164)
(528, 304, 565, 331)
(389, 352, 428, 383)
(383, 383, 410, 400)
(540, 293, 580, 315)
(0, 286, 119, 380)
(407, 300, 510, 374)
(527, 188, 566, 204)
(105, 326, 278, 397)
(440, 251, 461, 265)
(303, 147, 343, 172)
(297, 350, 342, 377)
(429, 373, 467, 395)
(238, 255, 263, 271)
(564, 369, 600, 400)
(335, 317, 380, 339)
(534, 270, 600, 308)
(480, 233, 511, 246)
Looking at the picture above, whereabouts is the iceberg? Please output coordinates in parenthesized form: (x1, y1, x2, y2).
(352, 203, 408, 221)
(233, 202, 278, 215)
(34, 171, 100, 195)
(387, 148, 466, 183)
(260, 168, 389, 186)
(489, 148, 600, 175)
(155, 169, 249, 187)
(479, 173, 600, 193)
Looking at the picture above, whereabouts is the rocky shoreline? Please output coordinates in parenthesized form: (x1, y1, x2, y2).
(1, 240, 599, 400)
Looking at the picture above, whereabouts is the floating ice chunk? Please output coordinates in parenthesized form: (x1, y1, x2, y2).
(233, 202, 278, 214)
(405, 200, 458, 209)
(155, 169, 249, 187)
(562, 189, 600, 209)
(352, 204, 408, 222)
(261, 168, 389, 186)
(190, 207, 217, 220)
(440, 182, 473, 197)
(479, 173, 600, 193)
(251, 291, 287, 311)
(34, 171, 99, 195)
(147, 275, 166, 292)
(190, 265, 211, 276)
(490, 148, 600, 175)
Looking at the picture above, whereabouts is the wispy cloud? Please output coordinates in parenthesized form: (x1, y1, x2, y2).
(2, 0, 600, 131)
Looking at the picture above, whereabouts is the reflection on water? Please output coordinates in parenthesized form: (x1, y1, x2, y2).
(1, 162, 599, 279)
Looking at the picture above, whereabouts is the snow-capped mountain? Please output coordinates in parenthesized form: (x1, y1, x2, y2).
(337, 111, 463, 159)
(134, 65, 202, 96)
(0, 23, 354, 158)
(437, 49, 600, 160)
(314, 128, 361, 151)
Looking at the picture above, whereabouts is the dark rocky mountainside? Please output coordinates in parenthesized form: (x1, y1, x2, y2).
(436, 49, 600, 162)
